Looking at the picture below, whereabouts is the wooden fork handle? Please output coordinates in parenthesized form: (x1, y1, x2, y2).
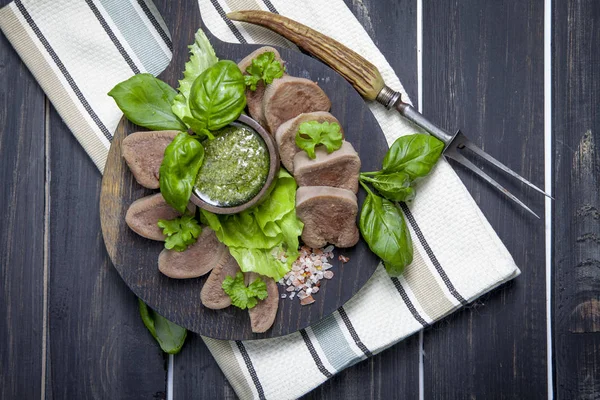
(227, 10, 386, 101)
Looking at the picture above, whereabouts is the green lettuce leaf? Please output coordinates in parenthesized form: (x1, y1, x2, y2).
(228, 247, 293, 283)
(201, 170, 303, 280)
(177, 29, 218, 99)
(172, 28, 219, 128)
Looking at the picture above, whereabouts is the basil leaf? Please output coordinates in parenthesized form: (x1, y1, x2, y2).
(188, 60, 246, 135)
(108, 73, 187, 131)
(159, 133, 205, 213)
(382, 134, 444, 179)
(182, 116, 212, 140)
(172, 29, 219, 131)
(138, 299, 187, 354)
(360, 171, 416, 202)
(359, 186, 413, 276)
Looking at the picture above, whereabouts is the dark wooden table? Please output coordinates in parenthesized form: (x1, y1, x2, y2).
(1, 0, 598, 399)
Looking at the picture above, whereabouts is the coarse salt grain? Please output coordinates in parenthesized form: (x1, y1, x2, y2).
(278, 244, 337, 305)
(300, 295, 315, 306)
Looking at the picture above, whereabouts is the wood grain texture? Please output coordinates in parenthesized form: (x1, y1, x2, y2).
(553, 0, 600, 397)
(46, 108, 168, 399)
(100, 41, 386, 340)
(175, 0, 420, 397)
(0, 27, 46, 400)
(347, 0, 418, 105)
(301, 2, 420, 399)
(9, 0, 600, 398)
(422, 1, 548, 398)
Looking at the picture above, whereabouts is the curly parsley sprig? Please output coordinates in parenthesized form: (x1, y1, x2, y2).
(244, 51, 285, 91)
(295, 121, 343, 159)
(157, 213, 202, 252)
(222, 272, 268, 309)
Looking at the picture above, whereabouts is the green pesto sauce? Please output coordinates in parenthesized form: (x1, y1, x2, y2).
(194, 123, 270, 207)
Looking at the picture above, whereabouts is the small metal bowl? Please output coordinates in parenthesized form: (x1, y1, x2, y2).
(190, 114, 280, 214)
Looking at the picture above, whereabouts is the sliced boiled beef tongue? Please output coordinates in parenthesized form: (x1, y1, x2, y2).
(293, 141, 361, 193)
(122, 130, 178, 189)
(238, 46, 286, 128)
(158, 227, 228, 279)
(262, 76, 331, 134)
(244, 272, 279, 333)
(125, 193, 195, 241)
(275, 111, 343, 173)
(296, 186, 359, 249)
(201, 253, 240, 309)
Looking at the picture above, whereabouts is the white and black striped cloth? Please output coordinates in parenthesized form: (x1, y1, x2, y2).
(0, 1, 520, 399)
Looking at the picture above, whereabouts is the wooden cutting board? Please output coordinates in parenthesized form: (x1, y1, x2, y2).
(99, 4, 389, 340)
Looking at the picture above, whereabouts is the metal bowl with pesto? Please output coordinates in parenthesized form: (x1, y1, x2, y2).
(190, 114, 280, 214)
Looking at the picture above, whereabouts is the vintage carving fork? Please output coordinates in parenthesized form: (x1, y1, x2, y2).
(228, 11, 551, 218)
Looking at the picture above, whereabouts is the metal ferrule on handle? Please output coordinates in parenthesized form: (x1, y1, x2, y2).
(376, 86, 455, 145)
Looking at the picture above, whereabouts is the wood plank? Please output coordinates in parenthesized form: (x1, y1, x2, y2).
(422, 1, 548, 398)
(45, 104, 168, 399)
(553, 0, 600, 397)
(174, 0, 420, 397)
(302, 336, 420, 400)
(345, 0, 418, 105)
(0, 24, 46, 400)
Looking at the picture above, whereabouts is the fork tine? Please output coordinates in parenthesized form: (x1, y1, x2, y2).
(460, 139, 553, 199)
(445, 150, 540, 219)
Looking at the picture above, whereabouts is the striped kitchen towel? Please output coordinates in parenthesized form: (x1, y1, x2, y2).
(0, 0, 520, 399)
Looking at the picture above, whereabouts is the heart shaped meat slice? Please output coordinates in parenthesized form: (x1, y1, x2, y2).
(245, 272, 279, 333)
(238, 46, 285, 128)
(293, 141, 360, 193)
(158, 227, 228, 279)
(275, 111, 343, 173)
(125, 193, 195, 241)
(296, 186, 359, 248)
(122, 130, 178, 189)
(262, 76, 331, 134)
(201, 253, 240, 309)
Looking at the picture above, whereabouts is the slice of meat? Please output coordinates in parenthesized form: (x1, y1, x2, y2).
(275, 111, 343, 173)
(125, 193, 195, 241)
(201, 253, 240, 309)
(293, 141, 361, 193)
(238, 47, 285, 127)
(296, 186, 359, 248)
(244, 272, 279, 333)
(158, 227, 228, 279)
(262, 76, 331, 134)
(122, 130, 178, 189)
